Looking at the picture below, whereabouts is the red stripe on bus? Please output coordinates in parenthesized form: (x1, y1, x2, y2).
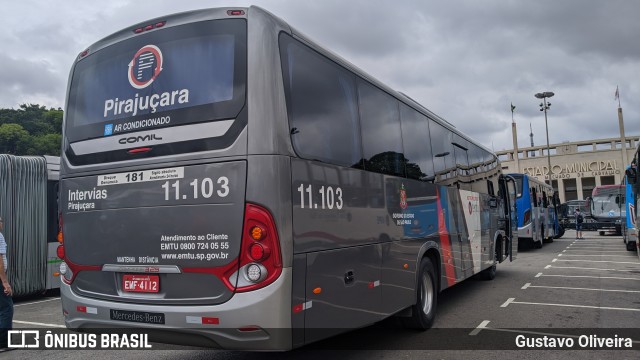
(436, 188, 456, 287)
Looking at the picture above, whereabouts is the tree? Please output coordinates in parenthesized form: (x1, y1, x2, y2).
(0, 123, 30, 154)
(0, 104, 63, 155)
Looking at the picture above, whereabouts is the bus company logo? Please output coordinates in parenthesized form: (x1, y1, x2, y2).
(128, 45, 163, 89)
(468, 201, 473, 215)
(399, 184, 407, 210)
(118, 133, 163, 144)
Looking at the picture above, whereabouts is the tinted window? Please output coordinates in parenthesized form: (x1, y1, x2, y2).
(429, 120, 454, 179)
(66, 19, 247, 142)
(357, 80, 405, 177)
(280, 35, 362, 167)
(400, 104, 434, 181)
(452, 135, 469, 171)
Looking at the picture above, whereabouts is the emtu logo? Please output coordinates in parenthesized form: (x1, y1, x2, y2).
(128, 45, 163, 89)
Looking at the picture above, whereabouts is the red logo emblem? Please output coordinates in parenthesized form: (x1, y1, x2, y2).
(400, 184, 407, 210)
(128, 45, 163, 89)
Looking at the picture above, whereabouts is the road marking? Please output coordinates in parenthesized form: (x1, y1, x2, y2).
(13, 320, 65, 328)
(556, 254, 635, 258)
(552, 258, 558, 262)
(521, 283, 531, 289)
(546, 265, 638, 272)
(509, 300, 640, 312)
(562, 250, 566, 253)
(564, 250, 631, 253)
(553, 259, 640, 265)
(14, 297, 60, 307)
(569, 244, 621, 249)
(568, 245, 627, 248)
(469, 320, 490, 336)
(538, 274, 640, 281)
(500, 298, 515, 308)
(526, 284, 640, 293)
(535, 272, 543, 278)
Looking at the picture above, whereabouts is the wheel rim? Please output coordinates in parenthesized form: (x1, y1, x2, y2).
(421, 272, 433, 315)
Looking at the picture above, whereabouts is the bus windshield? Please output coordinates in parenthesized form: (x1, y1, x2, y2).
(591, 191, 624, 217)
(65, 19, 246, 144)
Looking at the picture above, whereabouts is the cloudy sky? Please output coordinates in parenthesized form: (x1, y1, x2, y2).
(1, 0, 638, 151)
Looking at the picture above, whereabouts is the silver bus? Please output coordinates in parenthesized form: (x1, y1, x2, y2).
(58, 6, 518, 350)
(0, 155, 60, 296)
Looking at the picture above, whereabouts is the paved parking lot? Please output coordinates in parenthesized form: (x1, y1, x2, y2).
(4, 230, 639, 359)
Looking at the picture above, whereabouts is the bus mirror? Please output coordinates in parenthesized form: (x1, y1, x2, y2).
(626, 167, 637, 184)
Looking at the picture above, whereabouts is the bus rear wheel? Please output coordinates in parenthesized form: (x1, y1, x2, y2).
(403, 258, 438, 330)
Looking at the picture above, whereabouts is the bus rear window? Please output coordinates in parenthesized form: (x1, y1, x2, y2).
(66, 19, 246, 143)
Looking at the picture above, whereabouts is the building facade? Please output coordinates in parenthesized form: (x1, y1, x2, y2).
(496, 135, 639, 203)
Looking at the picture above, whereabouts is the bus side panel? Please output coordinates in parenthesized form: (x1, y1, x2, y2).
(291, 253, 307, 348)
(303, 245, 383, 344)
(380, 179, 440, 316)
(291, 159, 395, 342)
(444, 187, 469, 282)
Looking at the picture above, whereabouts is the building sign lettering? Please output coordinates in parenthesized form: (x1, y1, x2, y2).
(522, 160, 620, 180)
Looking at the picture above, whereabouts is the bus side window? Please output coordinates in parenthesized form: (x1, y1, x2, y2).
(280, 35, 362, 168)
(357, 79, 405, 178)
(487, 179, 495, 196)
(531, 187, 537, 206)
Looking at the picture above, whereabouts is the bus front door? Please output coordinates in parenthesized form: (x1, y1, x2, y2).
(500, 175, 518, 261)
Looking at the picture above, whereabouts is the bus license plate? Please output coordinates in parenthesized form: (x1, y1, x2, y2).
(123, 274, 159, 293)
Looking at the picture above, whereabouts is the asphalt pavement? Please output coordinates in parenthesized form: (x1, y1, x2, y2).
(3, 229, 639, 359)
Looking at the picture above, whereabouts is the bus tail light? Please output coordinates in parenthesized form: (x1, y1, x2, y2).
(230, 203, 282, 292)
(57, 245, 65, 259)
(57, 212, 64, 243)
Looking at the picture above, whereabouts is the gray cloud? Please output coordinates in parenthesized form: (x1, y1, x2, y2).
(0, 0, 637, 152)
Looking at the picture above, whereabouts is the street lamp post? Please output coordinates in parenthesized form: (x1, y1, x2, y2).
(535, 91, 554, 185)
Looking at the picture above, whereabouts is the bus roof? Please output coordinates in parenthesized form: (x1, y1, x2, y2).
(592, 184, 624, 196)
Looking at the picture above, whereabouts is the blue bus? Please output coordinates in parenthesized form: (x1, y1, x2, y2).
(623, 165, 637, 251)
(508, 174, 562, 248)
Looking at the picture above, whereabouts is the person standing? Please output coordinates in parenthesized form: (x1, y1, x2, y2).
(575, 208, 584, 240)
(0, 216, 12, 349)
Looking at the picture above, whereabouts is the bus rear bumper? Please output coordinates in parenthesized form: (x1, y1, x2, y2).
(60, 267, 293, 350)
(517, 223, 533, 239)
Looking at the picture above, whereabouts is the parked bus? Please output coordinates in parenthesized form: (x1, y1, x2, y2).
(508, 174, 562, 248)
(588, 185, 625, 236)
(0, 155, 60, 297)
(622, 166, 637, 251)
(624, 147, 639, 259)
(57, 6, 518, 350)
(557, 200, 596, 231)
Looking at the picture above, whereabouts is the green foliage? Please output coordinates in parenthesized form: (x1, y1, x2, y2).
(0, 104, 62, 156)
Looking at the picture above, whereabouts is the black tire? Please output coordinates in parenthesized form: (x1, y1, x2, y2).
(626, 240, 636, 252)
(533, 239, 543, 249)
(599, 231, 605, 236)
(403, 258, 438, 330)
(554, 225, 565, 239)
(480, 263, 497, 280)
(480, 241, 499, 281)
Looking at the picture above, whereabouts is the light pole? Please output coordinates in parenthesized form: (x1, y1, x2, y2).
(535, 91, 554, 185)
